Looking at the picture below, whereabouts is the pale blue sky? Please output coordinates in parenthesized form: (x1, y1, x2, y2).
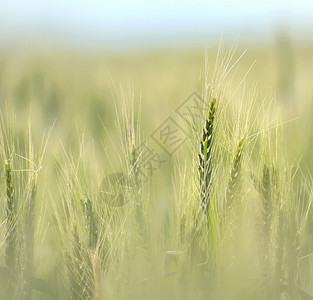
(0, 0, 313, 50)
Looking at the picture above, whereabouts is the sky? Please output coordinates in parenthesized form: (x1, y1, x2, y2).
(0, 0, 313, 51)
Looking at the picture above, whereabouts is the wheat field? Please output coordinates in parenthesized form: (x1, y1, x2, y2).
(0, 41, 313, 299)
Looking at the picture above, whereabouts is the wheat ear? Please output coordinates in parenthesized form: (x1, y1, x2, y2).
(5, 159, 17, 275)
(198, 98, 216, 214)
(84, 196, 98, 249)
(225, 138, 244, 211)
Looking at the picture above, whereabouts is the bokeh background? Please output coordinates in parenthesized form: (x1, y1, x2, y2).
(0, 0, 313, 170)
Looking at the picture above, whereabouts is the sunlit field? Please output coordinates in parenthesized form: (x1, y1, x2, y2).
(1, 40, 313, 299)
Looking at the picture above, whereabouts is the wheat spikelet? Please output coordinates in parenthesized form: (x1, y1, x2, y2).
(198, 97, 216, 214)
(4, 159, 17, 276)
(3, 158, 19, 299)
(261, 165, 272, 236)
(225, 138, 244, 211)
(130, 144, 141, 188)
(84, 196, 98, 250)
(252, 164, 272, 251)
(260, 164, 273, 288)
(129, 144, 147, 241)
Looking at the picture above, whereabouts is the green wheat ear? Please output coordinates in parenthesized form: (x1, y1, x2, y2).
(261, 165, 272, 242)
(4, 159, 17, 276)
(225, 138, 244, 211)
(199, 97, 216, 214)
(252, 164, 273, 240)
(84, 196, 98, 250)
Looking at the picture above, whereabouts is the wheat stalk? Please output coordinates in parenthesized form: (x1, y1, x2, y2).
(24, 180, 37, 300)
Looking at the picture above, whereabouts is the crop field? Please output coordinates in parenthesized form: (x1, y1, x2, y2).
(0, 41, 313, 299)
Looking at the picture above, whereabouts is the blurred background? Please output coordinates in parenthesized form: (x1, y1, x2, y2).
(0, 0, 313, 171)
(1, 0, 313, 51)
